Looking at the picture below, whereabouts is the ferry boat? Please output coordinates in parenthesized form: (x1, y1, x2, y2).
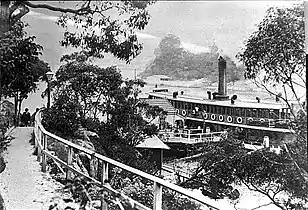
(143, 56, 296, 147)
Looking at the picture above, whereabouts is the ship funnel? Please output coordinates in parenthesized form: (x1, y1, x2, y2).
(215, 55, 229, 100)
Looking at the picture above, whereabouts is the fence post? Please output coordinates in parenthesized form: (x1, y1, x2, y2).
(34, 122, 37, 149)
(66, 146, 73, 180)
(37, 130, 41, 162)
(42, 134, 47, 172)
(153, 182, 162, 210)
(100, 161, 109, 210)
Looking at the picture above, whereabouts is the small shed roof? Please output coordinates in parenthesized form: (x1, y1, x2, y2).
(136, 135, 170, 150)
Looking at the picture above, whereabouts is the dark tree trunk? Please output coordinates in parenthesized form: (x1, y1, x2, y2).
(14, 93, 18, 126)
(17, 97, 23, 126)
(0, 1, 11, 113)
(0, 1, 11, 35)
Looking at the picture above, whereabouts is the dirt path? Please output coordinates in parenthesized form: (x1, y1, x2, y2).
(0, 127, 63, 210)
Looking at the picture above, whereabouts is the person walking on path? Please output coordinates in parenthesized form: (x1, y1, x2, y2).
(21, 108, 31, 127)
(31, 108, 40, 126)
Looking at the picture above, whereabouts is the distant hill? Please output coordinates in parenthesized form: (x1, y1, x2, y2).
(139, 34, 243, 83)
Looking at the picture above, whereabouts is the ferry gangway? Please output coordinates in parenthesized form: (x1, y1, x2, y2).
(34, 110, 220, 210)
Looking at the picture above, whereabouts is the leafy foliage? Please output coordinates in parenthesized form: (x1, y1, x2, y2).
(237, 4, 305, 115)
(42, 90, 82, 138)
(0, 21, 48, 98)
(55, 1, 155, 62)
(109, 168, 202, 210)
(0, 21, 50, 125)
(234, 4, 307, 208)
(181, 131, 308, 209)
(141, 34, 242, 83)
(1, 1, 155, 63)
(55, 58, 123, 120)
(43, 58, 162, 169)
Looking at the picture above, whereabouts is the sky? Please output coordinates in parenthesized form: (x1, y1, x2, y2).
(24, 1, 299, 59)
(19, 0, 301, 112)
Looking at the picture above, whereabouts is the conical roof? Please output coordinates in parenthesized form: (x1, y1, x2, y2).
(136, 135, 170, 150)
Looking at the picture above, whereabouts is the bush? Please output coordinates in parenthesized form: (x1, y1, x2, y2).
(109, 168, 202, 210)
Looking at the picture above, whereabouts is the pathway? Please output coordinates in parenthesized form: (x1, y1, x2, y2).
(0, 127, 63, 210)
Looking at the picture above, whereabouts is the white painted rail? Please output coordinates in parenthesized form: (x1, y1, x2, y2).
(158, 130, 225, 144)
(34, 110, 220, 210)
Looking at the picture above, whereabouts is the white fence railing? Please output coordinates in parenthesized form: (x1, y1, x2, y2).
(158, 129, 225, 143)
(34, 110, 219, 210)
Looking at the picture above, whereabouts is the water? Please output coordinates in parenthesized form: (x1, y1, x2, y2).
(21, 67, 273, 114)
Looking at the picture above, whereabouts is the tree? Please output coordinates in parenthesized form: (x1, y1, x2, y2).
(228, 64, 243, 86)
(43, 57, 163, 168)
(0, 1, 155, 63)
(237, 4, 305, 118)
(0, 21, 49, 124)
(180, 132, 308, 209)
(54, 55, 123, 121)
(237, 3, 307, 178)
(1, 1, 155, 115)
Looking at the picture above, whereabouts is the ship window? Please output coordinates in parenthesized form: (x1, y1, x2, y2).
(220, 106, 224, 114)
(203, 104, 207, 112)
(221, 106, 225, 115)
(270, 109, 279, 119)
(191, 103, 195, 110)
(246, 109, 251, 117)
(188, 103, 191, 110)
(252, 109, 257, 118)
(221, 106, 226, 115)
(213, 106, 217, 114)
(274, 110, 279, 119)
(226, 107, 230, 115)
(259, 109, 264, 118)
(280, 109, 284, 119)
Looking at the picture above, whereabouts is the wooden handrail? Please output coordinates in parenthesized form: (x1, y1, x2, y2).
(34, 110, 220, 210)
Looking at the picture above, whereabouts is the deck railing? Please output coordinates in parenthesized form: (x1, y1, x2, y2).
(34, 110, 219, 210)
(158, 129, 225, 143)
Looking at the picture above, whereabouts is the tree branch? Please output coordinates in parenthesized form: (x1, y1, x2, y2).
(250, 202, 275, 210)
(22, 1, 92, 15)
(242, 180, 286, 210)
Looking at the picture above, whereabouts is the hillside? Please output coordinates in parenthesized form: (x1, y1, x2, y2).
(139, 34, 243, 83)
